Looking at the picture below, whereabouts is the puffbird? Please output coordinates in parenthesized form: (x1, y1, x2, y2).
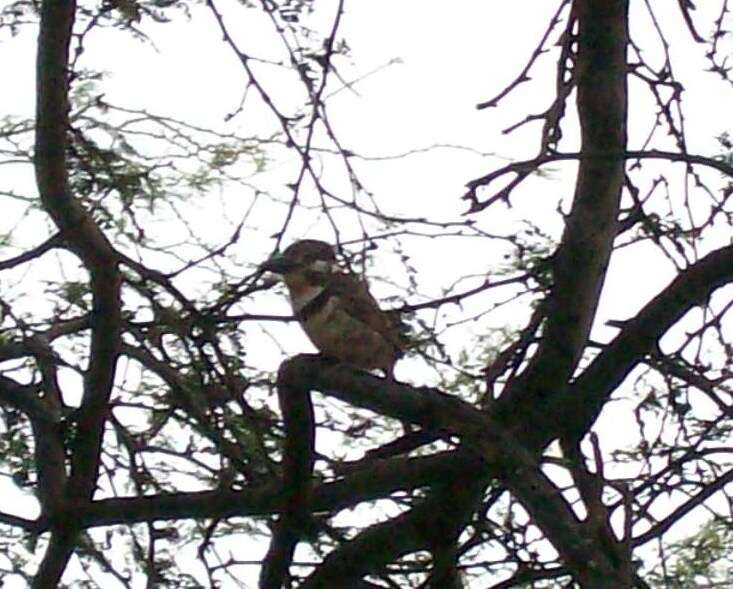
(260, 239, 405, 378)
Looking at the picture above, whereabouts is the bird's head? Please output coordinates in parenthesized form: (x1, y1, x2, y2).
(260, 240, 336, 275)
(260, 239, 339, 288)
(260, 240, 337, 308)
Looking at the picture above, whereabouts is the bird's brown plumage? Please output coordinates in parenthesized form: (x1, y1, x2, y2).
(261, 240, 404, 376)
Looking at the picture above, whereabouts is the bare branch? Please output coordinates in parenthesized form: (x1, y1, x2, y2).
(477, 1, 572, 109)
(0, 233, 62, 271)
(464, 149, 733, 215)
(498, 0, 629, 421)
(561, 242, 733, 443)
(633, 466, 733, 548)
(259, 359, 317, 589)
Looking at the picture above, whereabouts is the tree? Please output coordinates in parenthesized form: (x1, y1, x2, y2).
(1, 0, 733, 587)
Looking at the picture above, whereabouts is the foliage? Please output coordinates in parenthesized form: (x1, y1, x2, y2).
(1, 1, 733, 588)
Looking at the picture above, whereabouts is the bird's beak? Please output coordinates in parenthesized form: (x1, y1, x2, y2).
(259, 254, 299, 275)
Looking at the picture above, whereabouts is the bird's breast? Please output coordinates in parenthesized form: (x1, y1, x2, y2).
(288, 284, 326, 315)
(302, 296, 398, 373)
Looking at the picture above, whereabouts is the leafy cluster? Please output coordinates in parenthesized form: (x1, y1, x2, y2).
(1, 1, 733, 589)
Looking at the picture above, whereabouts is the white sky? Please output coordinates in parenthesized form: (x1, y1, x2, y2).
(1, 1, 732, 586)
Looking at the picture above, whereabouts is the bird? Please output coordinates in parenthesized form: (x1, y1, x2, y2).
(260, 240, 405, 378)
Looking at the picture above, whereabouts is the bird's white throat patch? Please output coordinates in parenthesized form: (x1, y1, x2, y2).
(290, 285, 326, 313)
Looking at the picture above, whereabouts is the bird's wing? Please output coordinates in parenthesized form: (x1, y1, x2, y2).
(326, 272, 405, 352)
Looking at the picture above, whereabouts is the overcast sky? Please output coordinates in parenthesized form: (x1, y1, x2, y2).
(0, 2, 731, 586)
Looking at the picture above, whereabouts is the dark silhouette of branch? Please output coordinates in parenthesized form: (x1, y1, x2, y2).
(282, 357, 636, 587)
(36, 0, 122, 500)
(676, 0, 705, 42)
(0, 511, 40, 532)
(75, 450, 480, 529)
(497, 0, 630, 448)
(291, 355, 495, 437)
(477, 0, 572, 110)
(259, 358, 317, 589)
(0, 232, 62, 270)
(560, 242, 733, 444)
(32, 530, 77, 589)
(632, 466, 733, 548)
(425, 476, 481, 589)
(5, 1, 729, 586)
(486, 566, 570, 589)
(0, 376, 50, 421)
(400, 274, 530, 313)
(482, 301, 546, 404)
(298, 458, 487, 589)
(33, 0, 122, 585)
(0, 376, 65, 517)
(464, 149, 733, 214)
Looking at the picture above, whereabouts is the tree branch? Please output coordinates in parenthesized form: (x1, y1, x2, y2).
(33, 0, 123, 584)
(476, 0, 572, 110)
(501, 455, 632, 588)
(280, 356, 636, 586)
(36, 0, 122, 502)
(632, 466, 733, 548)
(31, 531, 76, 589)
(498, 0, 629, 445)
(259, 358, 317, 589)
(71, 450, 478, 529)
(298, 463, 487, 589)
(464, 149, 733, 213)
(0, 232, 63, 270)
(559, 242, 733, 444)
(0, 375, 66, 514)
